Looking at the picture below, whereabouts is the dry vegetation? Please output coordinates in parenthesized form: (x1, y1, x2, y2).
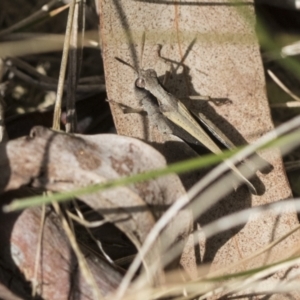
(1, 0, 300, 299)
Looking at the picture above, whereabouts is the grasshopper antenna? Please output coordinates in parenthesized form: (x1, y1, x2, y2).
(115, 32, 146, 74)
(115, 57, 137, 74)
(140, 31, 146, 70)
(116, 33, 147, 90)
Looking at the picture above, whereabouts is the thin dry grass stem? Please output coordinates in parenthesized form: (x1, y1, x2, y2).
(202, 214, 300, 278)
(271, 101, 300, 108)
(50, 4, 71, 17)
(32, 204, 46, 297)
(0, 32, 98, 58)
(188, 95, 211, 101)
(6, 57, 105, 95)
(203, 256, 300, 299)
(171, 222, 300, 299)
(7, 57, 57, 84)
(246, 274, 300, 296)
(162, 204, 300, 298)
(66, 210, 107, 228)
(52, 0, 77, 130)
(120, 277, 212, 300)
(65, 0, 85, 133)
(284, 160, 300, 171)
(149, 287, 188, 300)
(186, 131, 300, 229)
(71, 201, 116, 265)
(0, 58, 4, 79)
(86, 229, 116, 266)
(0, 0, 66, 38)
(268, 69, 300, 103)
(150, 204, 300, 288)
(0, 60, 7, 142)
(114, 255, 136, 267)
(116, 173, 247, 297)
(281, 41, 300, 57)
(116, 115, 300, 299)
(133, 175, 244, 291)
(132, 158, 271, 290)
(169, 257, 300, 300)
(52, 202, 103, 300)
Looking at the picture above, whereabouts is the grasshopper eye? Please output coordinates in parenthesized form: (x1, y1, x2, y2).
(149, 69, 157, 77)
(135, 78, 145, 88)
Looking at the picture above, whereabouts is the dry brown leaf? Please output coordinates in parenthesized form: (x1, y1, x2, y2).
(9, 206, 122, 299)
(0, 188, 123, 299)
(0, 126, 192, 283)
(98, 0, 300, 280)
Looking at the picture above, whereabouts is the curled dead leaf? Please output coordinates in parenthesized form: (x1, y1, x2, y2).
(0, 126, 192, 287)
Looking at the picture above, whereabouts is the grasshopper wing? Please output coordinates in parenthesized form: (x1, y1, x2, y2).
(161, 96, 257, 194)
(190, 107, 273, 174)
(191, 109, 236, 150)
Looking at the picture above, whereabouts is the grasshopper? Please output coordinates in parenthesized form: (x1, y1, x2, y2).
(133, 67, 257, 194)
(115, 53, 258, 194)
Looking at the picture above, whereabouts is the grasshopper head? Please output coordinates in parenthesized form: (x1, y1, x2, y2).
(135, 69, 157, 89)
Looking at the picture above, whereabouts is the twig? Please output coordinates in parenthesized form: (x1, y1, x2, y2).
(52, 0, 78, 130)
(268, 69, 300, 104)
(32, 205, 46, 297)
(0, 0, 66, 38)
(0, 59, 7, 142)
(65, 0, 84, 132)
(52, 201, 103, 300)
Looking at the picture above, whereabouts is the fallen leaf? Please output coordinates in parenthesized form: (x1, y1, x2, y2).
(98, 0, 300, 281)
(0, 126, 192, 284)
